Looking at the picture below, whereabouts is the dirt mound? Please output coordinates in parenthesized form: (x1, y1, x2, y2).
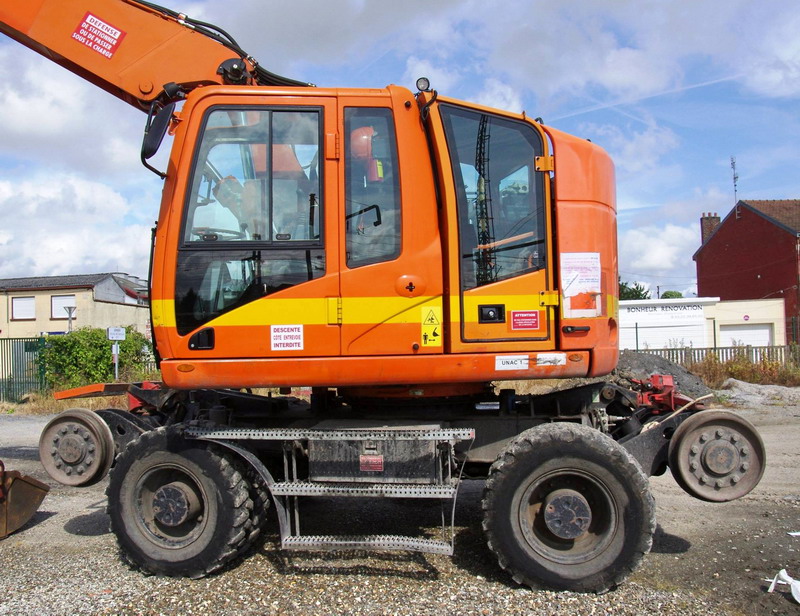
(614, 350, 714, 400)
(534, 350, 714, 402)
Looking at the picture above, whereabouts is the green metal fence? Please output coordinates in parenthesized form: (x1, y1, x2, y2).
(0, 337, 46, 402)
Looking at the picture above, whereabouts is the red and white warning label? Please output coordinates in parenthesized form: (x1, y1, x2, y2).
(510, 310, 541, 330)
(270, 325, 304, 351)
(72, 13, 126, 60)
(359, 454, 384, 472)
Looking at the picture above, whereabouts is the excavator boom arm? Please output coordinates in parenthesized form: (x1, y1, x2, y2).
(0, 0, 308, 111)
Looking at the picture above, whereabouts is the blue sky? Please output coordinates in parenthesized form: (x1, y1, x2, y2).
(1, 0, 799, 298)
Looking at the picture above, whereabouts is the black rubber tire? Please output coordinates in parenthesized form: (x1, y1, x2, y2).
(106, 425, 252, 578)
(482, 423, 655, 593)
(243, 468, 270, 547)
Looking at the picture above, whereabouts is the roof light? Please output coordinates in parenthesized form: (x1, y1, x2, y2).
(416, 77, 431, 92)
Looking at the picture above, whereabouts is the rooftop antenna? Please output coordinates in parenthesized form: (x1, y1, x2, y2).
(730, 156, 738, 204)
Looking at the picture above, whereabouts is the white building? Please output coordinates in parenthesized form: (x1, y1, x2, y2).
(619, 297, 785, 350)
(0, 273, 150, 338)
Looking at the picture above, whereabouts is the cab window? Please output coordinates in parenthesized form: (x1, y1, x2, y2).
(344, 108, 401, 267)
(184, 109, 321, 243)
(175, 108, 324, 335)
(439, 105, 546, 290)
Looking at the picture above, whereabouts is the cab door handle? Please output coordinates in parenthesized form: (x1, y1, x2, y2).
(562, 325, 591, 334)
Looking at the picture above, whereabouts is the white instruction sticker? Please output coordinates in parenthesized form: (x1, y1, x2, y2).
(495, 355, 529, 371)
(271, 325, 304, 351)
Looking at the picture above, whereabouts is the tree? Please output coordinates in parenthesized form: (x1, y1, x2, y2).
(40, 326, 154, 389)
(619, 278, 651, 300)
(660, 290, 683, 299)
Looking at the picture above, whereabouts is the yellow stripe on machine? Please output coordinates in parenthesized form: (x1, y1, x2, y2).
(153, 296, 444, 329)
(151, 299, 176, 327)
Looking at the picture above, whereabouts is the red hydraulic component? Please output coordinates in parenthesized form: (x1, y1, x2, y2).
(632, 374, 706, 414)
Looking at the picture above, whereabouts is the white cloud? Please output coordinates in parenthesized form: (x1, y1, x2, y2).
(618, 223, 699, 297)
(402, 57, 460, 94)
(0, 175, 150, 278)
(474, 79, 524, 113)
(0, 45, 150, 178)
(588, 122, 680, 175)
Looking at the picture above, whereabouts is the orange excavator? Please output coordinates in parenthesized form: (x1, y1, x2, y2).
(1, 0, 766, 592)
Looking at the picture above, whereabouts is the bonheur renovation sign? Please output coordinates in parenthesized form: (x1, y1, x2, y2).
(623, 301, 705, 326)
(619, 298, 717, 350)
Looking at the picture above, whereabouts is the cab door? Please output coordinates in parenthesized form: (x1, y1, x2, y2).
(337, 89, 444, 356)
(163, 95, 342, 360)
(435, 103, 557, 353)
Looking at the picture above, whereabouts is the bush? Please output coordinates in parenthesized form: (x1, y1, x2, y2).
(40, 327, 154, 390)
(687, 348, 800, 388)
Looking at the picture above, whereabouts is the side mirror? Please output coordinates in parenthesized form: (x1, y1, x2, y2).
(141, 102, 176, 178)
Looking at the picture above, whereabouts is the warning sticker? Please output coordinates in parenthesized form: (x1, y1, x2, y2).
(72, 13, 127, 60)
(271, 325, 304, 351)
(510, 310, 541, 330)
(421, 307, 442, 347)
(360, 454, 384, 472)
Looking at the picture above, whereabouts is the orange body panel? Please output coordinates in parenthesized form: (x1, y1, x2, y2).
(0, 0, 265, 109)
(543, 126, 618, 377)
(160, 351, 591, 389)
(145, 85, 619, 391)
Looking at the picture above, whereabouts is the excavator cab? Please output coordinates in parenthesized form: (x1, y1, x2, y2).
(143, 85, 619, 388)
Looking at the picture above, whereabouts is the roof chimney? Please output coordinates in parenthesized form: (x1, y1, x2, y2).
(701, 212, 720, 244)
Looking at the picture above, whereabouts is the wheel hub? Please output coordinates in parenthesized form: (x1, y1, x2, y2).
(57, 431, 90, 465)
(688, 429, 748, 487)
(39, 409, 115, 487)
(542, 488, 592, 540)
(701, 438, 739, 476)
(669, 410, 766, 502)
(152, 481, 201, 527)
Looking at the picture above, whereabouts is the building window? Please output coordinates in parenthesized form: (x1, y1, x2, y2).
(51, 295, 77, 320)
(11, 296, 35, 320)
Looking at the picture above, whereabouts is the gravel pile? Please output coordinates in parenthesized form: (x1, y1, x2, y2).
(0, 505, 735, 616)
(540, 350, 714, 402)
(614, 350, 713, 400)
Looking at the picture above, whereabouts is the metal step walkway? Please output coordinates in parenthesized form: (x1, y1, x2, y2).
(187, 424, 474, 556)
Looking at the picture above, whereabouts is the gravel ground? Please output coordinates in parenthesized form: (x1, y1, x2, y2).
(1, 387, 798, 615)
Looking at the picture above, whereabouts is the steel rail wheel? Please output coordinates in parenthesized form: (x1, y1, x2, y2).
(107, 425, 252, 578)
(668, 410, 765, 502)
(39, 408, 115, 486)
(482, 423, 655, 593)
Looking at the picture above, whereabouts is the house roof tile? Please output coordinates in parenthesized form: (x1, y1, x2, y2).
(743, 199, 800, 234)
(0, 273, 114, 291)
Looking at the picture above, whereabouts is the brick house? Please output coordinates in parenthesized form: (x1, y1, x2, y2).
(694, 200, 800, 342)
(0, 273, 150, 338)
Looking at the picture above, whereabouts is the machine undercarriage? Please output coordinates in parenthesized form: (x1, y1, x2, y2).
(37, 375, 765, 592)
